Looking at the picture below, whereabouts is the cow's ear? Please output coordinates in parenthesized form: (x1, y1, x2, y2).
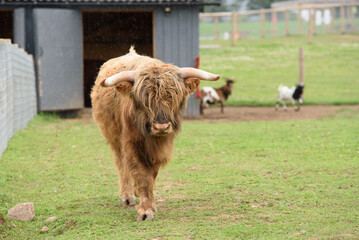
(115, 80, 134, 94)
(184, 78, 200, 95)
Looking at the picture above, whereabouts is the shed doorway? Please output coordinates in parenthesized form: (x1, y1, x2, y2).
(83, 11, 153, 107)
(0, 10, 13, 40)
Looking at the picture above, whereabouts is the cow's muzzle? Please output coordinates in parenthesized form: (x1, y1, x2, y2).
(152, 122, 172, 136)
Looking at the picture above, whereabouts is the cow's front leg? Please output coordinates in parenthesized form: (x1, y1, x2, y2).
(132, 165, 159, 222)
(119, 167, 136, 207)
(111, 147, 136, 207)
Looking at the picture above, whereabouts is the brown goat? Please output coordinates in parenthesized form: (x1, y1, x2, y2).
(91, 47, 219, 222)
(200, 78, 234, 114)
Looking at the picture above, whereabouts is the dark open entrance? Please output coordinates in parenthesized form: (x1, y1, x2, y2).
(0, 10, 13, 39)
(83, 11, 153, 107)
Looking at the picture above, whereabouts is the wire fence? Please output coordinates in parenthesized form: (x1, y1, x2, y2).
(200, 3, 359, 44)
(0, 40, 37, 157)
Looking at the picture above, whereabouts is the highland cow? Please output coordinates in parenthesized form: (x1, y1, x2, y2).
(91, 47, 219, 222)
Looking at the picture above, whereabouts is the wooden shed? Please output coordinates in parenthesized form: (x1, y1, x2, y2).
(0, 0, 219, 116)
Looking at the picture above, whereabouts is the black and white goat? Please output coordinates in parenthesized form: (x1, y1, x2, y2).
(275, 82, 304, 111)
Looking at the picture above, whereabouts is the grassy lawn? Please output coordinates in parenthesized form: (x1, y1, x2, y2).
(199, 34, 359, 106)
(1, 110, 359, 239)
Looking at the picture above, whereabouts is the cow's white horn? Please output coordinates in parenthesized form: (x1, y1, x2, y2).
(100, 70, 136, 87)
(180, 67, 220, 81)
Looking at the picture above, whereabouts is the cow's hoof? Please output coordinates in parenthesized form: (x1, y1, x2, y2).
(122, 197, 136, 207)
(136, 212, 155, 222)
(136, 206, 156, 222)
(152, 206, 158, 213)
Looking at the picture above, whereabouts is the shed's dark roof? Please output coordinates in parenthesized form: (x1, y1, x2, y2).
(1, 0, 220, 7)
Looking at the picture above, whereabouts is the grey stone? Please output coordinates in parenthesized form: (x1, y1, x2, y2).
(45, 216, 57, 222)
(41, 226, 50, 232)
(7, 202, 35, 221)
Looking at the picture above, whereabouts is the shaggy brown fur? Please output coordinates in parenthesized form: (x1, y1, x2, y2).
(91, 48, 206, 222)
(200, 78, 234, 115)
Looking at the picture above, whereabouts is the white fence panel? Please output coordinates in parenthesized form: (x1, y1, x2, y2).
(0, 41, 36, 157)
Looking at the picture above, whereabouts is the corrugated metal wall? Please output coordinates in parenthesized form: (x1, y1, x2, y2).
(33, 8, 83, 111)
(0, 41, 36, 157)
(154, 7, 201, 117)
(13, 8, 25, 48)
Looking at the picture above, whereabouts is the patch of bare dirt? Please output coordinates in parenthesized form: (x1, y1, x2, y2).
(189, 105, 359, 122)
(65, 108, 94, 123)
(0, 213, 8, 225)
(70, 105, 359, 123)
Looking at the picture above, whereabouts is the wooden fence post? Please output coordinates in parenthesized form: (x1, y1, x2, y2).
(271, 10, 277, 37)
(299, 48, 304, 84)
(313, 8, 317, 35)
(237, 13, 241, 38)
(352, 0, 356, 31)
(215, 16, 219, 40)
(298, 7, 302, 34)
(323, 9, 327, 33)
(324, 0, 328, 33)
(331, 7, 335, 32)
(285, 9, 289, 36)
(340, 4, 345, 34)
(260, 9, 265, 38)
(350, 3, 355, 31)
(308, 8, 313, 43)
(231, 12, 236, 46)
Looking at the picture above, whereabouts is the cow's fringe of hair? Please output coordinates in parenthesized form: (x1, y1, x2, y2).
(133, 63, 186, 127)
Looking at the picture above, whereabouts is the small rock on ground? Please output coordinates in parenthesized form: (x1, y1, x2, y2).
(7, 202, 35, 221)
(45, 216, 57, 222)
(41, 226, 50, 232)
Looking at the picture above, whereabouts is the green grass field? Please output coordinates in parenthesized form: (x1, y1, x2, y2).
(1, 109, 359, 239)
(199, 34, 359, 106)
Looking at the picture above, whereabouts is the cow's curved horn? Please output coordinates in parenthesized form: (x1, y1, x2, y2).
(100, 71, 136, 87)
(180, 67, 220, 81)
